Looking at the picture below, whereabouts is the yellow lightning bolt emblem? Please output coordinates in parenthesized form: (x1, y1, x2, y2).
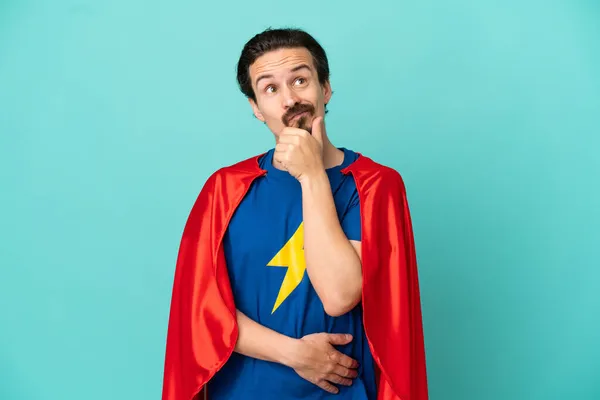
(267, 222, 306, 313)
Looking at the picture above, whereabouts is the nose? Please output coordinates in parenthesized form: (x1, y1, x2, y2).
(281, 86, 300, 109)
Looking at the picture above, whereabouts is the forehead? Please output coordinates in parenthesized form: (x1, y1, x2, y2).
(249, 47, 315, 83)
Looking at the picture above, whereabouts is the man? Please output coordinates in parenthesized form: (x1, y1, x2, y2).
(162, 28, 428, 400)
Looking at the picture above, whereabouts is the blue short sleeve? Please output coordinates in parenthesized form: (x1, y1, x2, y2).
(341, 190, 361, 241)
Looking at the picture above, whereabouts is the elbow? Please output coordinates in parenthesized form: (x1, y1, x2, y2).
(323, 303, 355, 318)
(322, 285, 362, 317)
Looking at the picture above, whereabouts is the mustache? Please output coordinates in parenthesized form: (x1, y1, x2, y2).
(282, 103, 315, 126)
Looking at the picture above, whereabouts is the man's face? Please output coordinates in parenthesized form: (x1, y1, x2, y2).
(248, 47, 332, 137)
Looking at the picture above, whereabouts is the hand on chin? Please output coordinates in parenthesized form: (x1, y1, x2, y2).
(274, 117, 325, 181)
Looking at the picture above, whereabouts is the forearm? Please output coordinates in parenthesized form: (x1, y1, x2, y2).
(300, 171, 363, 316)
(233, 309, 299, 367)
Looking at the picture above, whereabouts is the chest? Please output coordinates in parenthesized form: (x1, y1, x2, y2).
(226, 180, 303, 261)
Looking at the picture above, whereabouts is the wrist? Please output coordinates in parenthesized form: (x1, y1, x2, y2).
(278, 337, 303, 369)
(299, 168, 328, 188)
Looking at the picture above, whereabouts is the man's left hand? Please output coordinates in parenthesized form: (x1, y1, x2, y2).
(274, 116, 325, 182)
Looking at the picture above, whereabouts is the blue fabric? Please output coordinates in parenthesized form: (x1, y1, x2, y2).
(208, 148, 376, 399)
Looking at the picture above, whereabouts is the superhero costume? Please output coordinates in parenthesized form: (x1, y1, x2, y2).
(162, 151, 428, 400)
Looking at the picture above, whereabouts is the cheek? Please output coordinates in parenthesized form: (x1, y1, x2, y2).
(260, 108, 285, 128)
(257, 97, 279, 116)
(306, 87, 323, 106)
(263, 110, 284, 124)
(260, 103, 285, 121)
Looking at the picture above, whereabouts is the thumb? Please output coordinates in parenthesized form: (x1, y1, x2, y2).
(311, 116, 325, 143)
(326, 333, 353, 345)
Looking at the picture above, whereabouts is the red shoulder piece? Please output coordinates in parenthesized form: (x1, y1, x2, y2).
(343, 155, 429, 400)
(162, 154, 265, 400)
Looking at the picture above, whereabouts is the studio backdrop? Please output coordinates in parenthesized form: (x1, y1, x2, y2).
(1, 1, 598, 399)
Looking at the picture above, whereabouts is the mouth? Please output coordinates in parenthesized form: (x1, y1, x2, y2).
(290, 111, 309, 121)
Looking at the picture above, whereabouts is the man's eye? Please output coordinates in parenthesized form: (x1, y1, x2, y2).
(294, 78, 306, 85)
(265, 85, 276, 93)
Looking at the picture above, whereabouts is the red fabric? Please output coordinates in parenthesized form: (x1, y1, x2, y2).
(162, 153, 428, 400)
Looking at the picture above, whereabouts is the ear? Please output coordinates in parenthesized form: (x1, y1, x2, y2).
(248, 98, 265, 122)
(322, 80, 333, 105)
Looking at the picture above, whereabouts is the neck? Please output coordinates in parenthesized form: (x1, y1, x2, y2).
(322, 140, 344, 169)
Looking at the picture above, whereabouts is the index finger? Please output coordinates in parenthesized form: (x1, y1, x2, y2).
(280, 127, 308, 137)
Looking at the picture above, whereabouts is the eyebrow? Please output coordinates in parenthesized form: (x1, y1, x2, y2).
(255, 64, 313, 88)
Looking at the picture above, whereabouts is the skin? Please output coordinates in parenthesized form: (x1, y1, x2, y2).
(232, 47, 364, 394)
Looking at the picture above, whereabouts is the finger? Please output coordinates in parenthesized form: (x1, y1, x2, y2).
(274, 144, 289, 159)
(316, 380, 339, 394)
(278, 134, 301, 145)
(332, 364, 358, 379)
(272, 151, 287, 170)
(311, 116, 325, 143)
(326, 333, 353, 345)
(280, 127, 307, 137)
(326, 373, 353, 387)
(275, 143, 289, 153)
(331, 351, 359, 369)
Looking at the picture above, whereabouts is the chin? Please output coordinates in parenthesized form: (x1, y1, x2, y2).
(294, 115, 313, 133)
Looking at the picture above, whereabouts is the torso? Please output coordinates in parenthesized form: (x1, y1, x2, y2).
(208, 148, 376, 400)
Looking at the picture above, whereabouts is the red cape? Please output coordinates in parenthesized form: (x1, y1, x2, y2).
(162, 153, 428, 400)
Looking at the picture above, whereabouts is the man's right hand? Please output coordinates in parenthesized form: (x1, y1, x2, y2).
(288, 332, 359, 394)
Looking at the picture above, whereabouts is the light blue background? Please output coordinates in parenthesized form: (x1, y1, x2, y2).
(1, 1, 599, 399)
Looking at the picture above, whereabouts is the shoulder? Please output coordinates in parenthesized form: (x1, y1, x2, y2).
(203, 153, 266, 189)
(186, 152, 265, 214)
(344, 153, 407, 193)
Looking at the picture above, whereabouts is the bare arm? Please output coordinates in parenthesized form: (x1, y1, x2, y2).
(233, 309, 297, 366)
(273, 118, 362, 316)
(233, 309, 359, 394)
(300, 170, 363, 317)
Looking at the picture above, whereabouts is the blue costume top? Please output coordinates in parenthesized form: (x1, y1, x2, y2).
(208, 147, 376, 399)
